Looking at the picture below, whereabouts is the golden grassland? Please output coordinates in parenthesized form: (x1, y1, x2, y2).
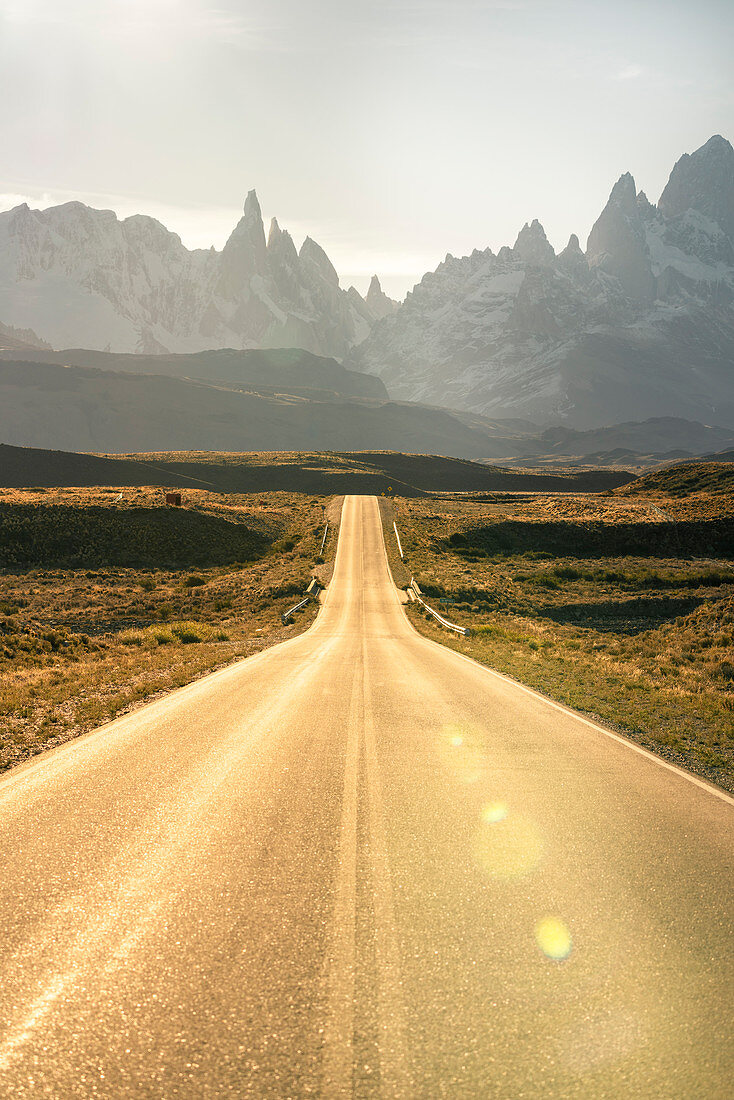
(381, 485, 734, 792)
(0, 488, 335, 772)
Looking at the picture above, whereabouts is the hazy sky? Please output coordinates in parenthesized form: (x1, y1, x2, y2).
(1, 0, 732, 298)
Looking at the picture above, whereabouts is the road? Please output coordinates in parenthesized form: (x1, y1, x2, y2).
(0, 495, 732, 1098)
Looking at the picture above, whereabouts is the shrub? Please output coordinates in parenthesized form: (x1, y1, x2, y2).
(552, 565, 582, 581)
(170, 621, 204, 644)
(184, 574, 206, 588)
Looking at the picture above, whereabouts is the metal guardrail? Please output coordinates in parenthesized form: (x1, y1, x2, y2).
(319, 523, 329, 557)
(393, 522, 404, 560)
(281, 597, 310, 624)
(408, 580, 470, 636)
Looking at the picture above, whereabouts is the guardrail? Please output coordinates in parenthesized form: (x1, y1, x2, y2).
(281, 580, 321, 625)
(408, 579, 470, 636)
(393, 522, 404, 560)
(319, 523, 329, 557)
(281, 597, 310, 624)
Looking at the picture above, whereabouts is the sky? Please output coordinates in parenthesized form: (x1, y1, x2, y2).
(1, 0, 732, 299)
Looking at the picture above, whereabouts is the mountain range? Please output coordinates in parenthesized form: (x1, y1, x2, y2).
(0, 135, 732, 434)
(351, 135, 734, 428)
(0, 191, 396, 359)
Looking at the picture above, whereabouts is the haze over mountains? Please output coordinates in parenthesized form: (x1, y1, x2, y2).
(0, 191, 397, 359)
(351, 136, 734, 429)
(0, 136, 732, 445)
(0, 346, 732, 463)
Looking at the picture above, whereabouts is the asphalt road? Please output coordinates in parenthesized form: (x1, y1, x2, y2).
(0, 495, 732, 1098)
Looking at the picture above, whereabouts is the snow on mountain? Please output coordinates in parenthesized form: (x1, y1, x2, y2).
(0, 191, 386, 357)
(350, 136, 734, 428)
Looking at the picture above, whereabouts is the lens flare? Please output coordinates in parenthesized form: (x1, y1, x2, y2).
(439, 723, 488, 785)
(535, 917, 572, 960)
(481, 801, 508, 823)
(473, 810, 543, 879)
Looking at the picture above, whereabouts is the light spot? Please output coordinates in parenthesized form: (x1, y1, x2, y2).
(481, 801, 507, 824)
(535, 917, 572, 960)
(439, 723, 488, 785)
(474, 812, 543, 879)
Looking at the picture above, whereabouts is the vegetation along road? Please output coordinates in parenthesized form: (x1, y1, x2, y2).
(0, 496, 731, 1097)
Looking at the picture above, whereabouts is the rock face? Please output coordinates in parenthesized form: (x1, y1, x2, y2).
(0, 193, 387, 357)
(351, 136, 734, 428)
(365, 275, 399, 320)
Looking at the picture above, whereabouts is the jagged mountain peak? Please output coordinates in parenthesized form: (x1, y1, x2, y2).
(636, 191, 656, 220)
(607, 172, 638, 211)
(299, 237, 339, 286)
(350, 134, 734, 429)
(513, 219, 555, 265)
(0, 191, 373, 357)
(267, 217, 282, 245)
(243, 189, 262, 219)
(557, 233, 587, 271)
(365, 275, 399, 320)
(658, 134, 734, 242)
(694, 133, 733, 157)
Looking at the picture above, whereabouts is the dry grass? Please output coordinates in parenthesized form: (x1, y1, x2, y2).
(385, 487, 734, 792)
(0, 489, 329, 772)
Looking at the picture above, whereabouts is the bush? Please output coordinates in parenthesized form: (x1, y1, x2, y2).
(171, 622, 203, 644)
(184, 574, 206, 588)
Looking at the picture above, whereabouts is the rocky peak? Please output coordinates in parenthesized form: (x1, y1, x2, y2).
(218, 189, 268, 294)
(513, 219, 555, 266)
(557, 233, 588, 276)
(267, 217, 282, 247)
(587, 172, 655, 302)
(365, 275, 398, 320)
(636, 191, 657, 221)
(658, 134, 734, 242)
(607, 172, 639, 214)
(299, 237, 339, 286)
(267, 217, 299, 266)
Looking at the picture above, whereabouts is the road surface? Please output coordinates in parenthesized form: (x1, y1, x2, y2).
(0, 495, 731, 1097)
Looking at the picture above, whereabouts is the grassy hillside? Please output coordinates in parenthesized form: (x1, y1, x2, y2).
(0, 444, 635, 495)
(615, 460, 734, 497)
(383, 489, 734, 791)
(0, 500, 268, 568)
(0, 488, 331, 773)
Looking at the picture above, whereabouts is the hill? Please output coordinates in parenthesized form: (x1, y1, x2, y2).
(0, 359, 511, 458)
(0, 346, 388, 401)
(615, 461, 734, 497)
(0, 446, 635, 495)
